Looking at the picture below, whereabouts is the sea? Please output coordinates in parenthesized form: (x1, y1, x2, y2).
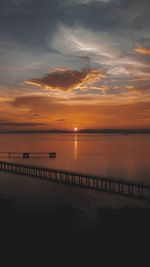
(0, 133, 150, 228)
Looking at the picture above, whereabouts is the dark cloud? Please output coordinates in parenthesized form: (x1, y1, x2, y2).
(10, 95, 67, 114)
(0, 122, 46, 127)
(74, 88, 103, 95)
(25, 68, 104, 91)
(10, 95, 57, 108)
(61, 0, 150, 32)
(1, 0, 149, 50)
(0, 0, 63, 51)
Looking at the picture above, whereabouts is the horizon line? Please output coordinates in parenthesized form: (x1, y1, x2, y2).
(0, 128, 150, 134)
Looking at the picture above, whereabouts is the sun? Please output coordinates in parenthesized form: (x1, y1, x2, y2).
(74, 127, 78, 132)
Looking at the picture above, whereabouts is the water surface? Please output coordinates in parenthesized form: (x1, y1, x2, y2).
(0, 133, 150, 228)
(0, 133, 150, 183)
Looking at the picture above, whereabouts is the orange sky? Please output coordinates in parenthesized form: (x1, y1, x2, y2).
(0, 92, 150, 131)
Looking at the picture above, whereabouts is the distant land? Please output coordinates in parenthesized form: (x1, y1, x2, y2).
(0, 129, 150, 134)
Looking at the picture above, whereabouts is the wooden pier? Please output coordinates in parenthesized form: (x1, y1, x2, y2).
(0, 152, 56, 158)
(0, 161, 150, 201)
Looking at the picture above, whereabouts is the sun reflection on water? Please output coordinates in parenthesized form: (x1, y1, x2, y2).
(74, 133, 78, 160)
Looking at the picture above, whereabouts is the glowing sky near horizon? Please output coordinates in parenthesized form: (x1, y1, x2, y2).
(0, 0, 150, 130)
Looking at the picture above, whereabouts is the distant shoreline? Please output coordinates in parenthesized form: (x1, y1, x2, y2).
(0, 129, 150, 135)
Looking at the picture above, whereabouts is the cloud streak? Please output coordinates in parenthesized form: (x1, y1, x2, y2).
(0, 122, 46, 127)
(134, 47, 150, 55)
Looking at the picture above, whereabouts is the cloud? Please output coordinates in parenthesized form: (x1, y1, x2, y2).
(10, 95, 69, 115)
(25, 68, 104, 91)
(0, 122, 46, 127)
(50, 23, 150, 87)
(1, 1, 150, 88)
(71, 0, 112, 3)
(11, 95, 57, 107)
(134, 47, 150, 55)
(50, 24, 119, 62)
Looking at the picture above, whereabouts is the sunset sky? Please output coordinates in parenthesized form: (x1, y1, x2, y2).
(0, 0, 150, 131)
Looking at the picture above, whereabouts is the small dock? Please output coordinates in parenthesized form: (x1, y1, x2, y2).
(0, 161, 150, 201)
(0, 152, 56, 159)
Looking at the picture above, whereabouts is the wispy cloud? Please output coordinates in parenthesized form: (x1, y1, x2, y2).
(50, 24, 117, 62)
(134, 47, 150, 55)
(50, 24, 150, 84)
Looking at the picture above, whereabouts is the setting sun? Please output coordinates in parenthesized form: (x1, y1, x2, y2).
(74, 127, 78, 132)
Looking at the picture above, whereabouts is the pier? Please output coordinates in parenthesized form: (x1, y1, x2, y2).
(0, 152, 56, 158)
(0, 161, 150, 201)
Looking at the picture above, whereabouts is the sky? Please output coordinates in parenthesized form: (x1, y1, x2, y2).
(0, 0, 150, 131)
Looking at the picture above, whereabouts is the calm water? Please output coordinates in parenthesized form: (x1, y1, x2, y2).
(0, 133, 150, 228)
(0, 133, 150, 183)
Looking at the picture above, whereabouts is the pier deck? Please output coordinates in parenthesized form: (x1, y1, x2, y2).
(0, 161, 150, 201)
(0, 152, 56, 158)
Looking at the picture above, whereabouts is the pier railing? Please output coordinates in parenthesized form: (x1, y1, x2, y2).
(0, 161, 150, 201)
